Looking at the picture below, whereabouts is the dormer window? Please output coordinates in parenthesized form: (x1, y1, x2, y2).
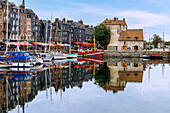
(127, 37, 130, 40)
(135, 37, 138, 40)
(104, 22, 106, 25)
(108, 22, 111, 24)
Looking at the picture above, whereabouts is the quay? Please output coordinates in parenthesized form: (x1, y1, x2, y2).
(103, 50, 170, 59)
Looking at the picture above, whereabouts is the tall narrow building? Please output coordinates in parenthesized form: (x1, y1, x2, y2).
(20, 0, 27, 41)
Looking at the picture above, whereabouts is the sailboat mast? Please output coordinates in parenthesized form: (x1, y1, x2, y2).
(26, 20, 28, 52)
(45, 19, 48, 52)
(60, 20, 62, 52)
(17, 5, 20, 51)
(5, 0, 9, 53)
(49, 13, 53, 51)
(55, 18, 58, 52)
(163, 28, 165, 51)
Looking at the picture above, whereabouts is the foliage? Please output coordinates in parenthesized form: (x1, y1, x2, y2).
(74, 46, 79, 50)
(94, 64, 110, 87)
(165, 41, 170, 45)
(152, 34, 162, 48)
(93, 25, 110, 49)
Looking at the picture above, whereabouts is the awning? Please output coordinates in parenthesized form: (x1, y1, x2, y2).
(74, 42, 93, 46)
(14, 42, 33, 46)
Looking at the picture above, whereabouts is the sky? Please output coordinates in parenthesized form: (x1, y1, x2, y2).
(9, 0, 170, 41)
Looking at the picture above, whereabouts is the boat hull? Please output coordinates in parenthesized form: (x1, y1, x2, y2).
(43, 57, 52, 62)
(10, 62, 33, 68)
(67, 53, 78, 58)
(53, 56, 67, 60)
(78, 50, 104, 57)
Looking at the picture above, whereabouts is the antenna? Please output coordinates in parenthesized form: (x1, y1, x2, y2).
(163, 26, 165, 51)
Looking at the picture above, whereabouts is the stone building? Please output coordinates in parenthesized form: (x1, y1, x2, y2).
(101, 17, 144, 50)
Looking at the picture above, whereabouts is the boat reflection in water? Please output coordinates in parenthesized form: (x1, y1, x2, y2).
(0, 58, 103, 113)
(0, 58, 168, 113)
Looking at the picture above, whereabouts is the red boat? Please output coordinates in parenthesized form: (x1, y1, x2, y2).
(78, 49, 104, 57)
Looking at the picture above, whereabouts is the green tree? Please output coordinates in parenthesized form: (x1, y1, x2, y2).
(93, 25, 110, 49)
(152, 34, 162, 48)
(165, 41, 170, 45)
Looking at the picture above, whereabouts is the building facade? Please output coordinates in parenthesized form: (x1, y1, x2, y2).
(101, 17, 144, 50)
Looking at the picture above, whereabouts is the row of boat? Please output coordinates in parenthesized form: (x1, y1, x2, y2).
(0, 49, 104, 68)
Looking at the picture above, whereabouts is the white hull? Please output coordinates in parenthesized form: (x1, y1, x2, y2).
(11, 62, 32, 68)
(43, 57, 52, 62)
(53, 55, 67, 60)
(0, 65, 11, 68)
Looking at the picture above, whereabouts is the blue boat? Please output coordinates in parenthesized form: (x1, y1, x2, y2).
(1, 51, 32, 68)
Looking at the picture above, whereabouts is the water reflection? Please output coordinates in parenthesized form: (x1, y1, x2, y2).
(95, 59, 146, 94)
(0, 58, 103, 113)
(0, 58, 169, 113)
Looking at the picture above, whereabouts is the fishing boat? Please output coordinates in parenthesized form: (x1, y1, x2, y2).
(78, 49, 104, 57)
(2, 51, 33, 68)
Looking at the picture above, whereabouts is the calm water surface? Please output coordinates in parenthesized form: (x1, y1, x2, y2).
(1, 59, 170, 113)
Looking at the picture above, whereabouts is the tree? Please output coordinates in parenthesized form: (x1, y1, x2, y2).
(93, 24, 110, 49)
(152, 34, 162, 48)
(165, 41, 170, 45)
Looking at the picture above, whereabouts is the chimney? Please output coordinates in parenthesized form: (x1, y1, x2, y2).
(78, 20, 83, 25)
(114, 17, 116, 21)
(116, 18, 118, 20)
(55, 18, 59, 23)
(48, 20, 51, 23)
(106, 18, 108, 20)
(123, 18, 125, 22)
(67, 20, 73, 23)
(63, 18, 66, 22)
(91, 25, 93, 28)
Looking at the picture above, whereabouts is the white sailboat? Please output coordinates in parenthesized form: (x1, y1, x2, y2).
(53, 19, 67, 60)
(43, 19, 53, 62)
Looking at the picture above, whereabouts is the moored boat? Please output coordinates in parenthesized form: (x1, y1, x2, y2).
(1, 51, 33, 68)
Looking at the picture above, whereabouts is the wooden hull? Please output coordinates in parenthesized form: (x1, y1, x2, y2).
(78, 50, 104, 57)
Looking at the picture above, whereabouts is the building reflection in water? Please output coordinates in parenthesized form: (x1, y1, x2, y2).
(0, 60, 102, 113)
(94, 60, 147, 94)
(0, 59, 167, 112)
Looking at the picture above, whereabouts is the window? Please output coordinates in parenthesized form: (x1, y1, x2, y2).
(127, 37, 130, 40)
(135, 37, 138, 40)
(108, 26, 110, 30)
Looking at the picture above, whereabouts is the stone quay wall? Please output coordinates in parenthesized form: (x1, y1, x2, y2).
(103, 50, 170, 59)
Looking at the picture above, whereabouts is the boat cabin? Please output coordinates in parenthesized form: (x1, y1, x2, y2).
(6, 51, 30, 61)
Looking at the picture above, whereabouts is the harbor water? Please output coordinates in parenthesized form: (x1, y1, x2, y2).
(0, 59, 169, 113)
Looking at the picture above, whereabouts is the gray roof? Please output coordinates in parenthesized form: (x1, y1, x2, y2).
(26, 9, 36, 15)
(85, 28, 94, 35)
(71, 22, 80, 27)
